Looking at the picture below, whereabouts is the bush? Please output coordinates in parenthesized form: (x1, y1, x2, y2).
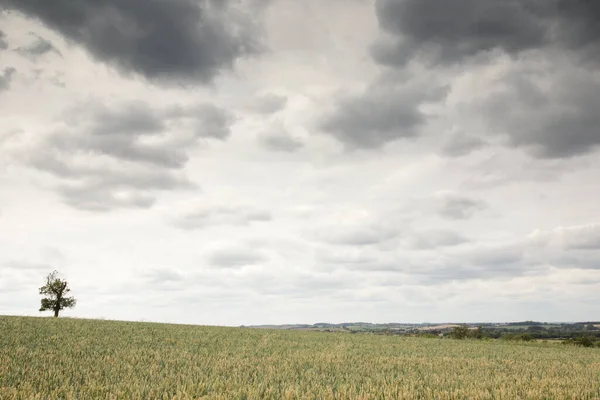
(450, 325, 469, 340)
(575, 336, 595, 348)
(470, 327, 489, 340)
(501, 333, 534, 342)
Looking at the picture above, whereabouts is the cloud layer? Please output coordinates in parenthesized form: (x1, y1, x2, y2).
(1, 0, 266, 83)
(1, 0, 600, 325)
(19, 100, 235, 210)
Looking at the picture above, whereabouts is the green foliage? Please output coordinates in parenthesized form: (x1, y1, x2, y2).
(469, 326, 488, 340)
(39, 271, 76, 317)
(501, 333, 535, 342)
(574, 336, 595, 348)
(2, 316, 600, 399)
(448, 326, 490, 341)
(416, 333, 438, 339)
(450, 325, 469, 340)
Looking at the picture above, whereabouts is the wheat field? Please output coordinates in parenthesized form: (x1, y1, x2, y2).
(1, 316, 600, 399)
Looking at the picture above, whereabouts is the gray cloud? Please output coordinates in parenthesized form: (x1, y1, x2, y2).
(465, 244, 523, 267)
(194, 105, 236, 140)
(259, 130, 303, 153)
(168, 104, 236, 140)
(172, 205, 272, 230)
(480, 61, 600, 158)
(248, 93, 287, 114)
(22, 100, 233, 211)
(529, 224, 600, 251)
(317, 222, 400, 247)
(373, 0, 548, 67)
(372, 0, 600, 67)
(554, 0, 600, 58)
(416, 224, 600, 284)
(207, 246, 266, 268)
(320, 72, 448, 148)
(0, 67, 16, 92)
(1, 0, 266, 84)
(16, 35, 61, 59)
(410, 242, 531, 285)
(439, 130, 486, 158)
(409, 230, 469, 249)
(144, 267, 186, 287)
(0, 30, 8, 50)
(329, 0, 600, 159)
(79, 101, 165, 137)
(30, 156, 194, 211)
(436, 192, 486, 220)
(523, 224, 600, 271)
(260, 272, 357, 298)
(367, 0, 600, 159)
(57, 183, 161, 211)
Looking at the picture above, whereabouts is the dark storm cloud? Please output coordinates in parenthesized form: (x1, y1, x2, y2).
(480, 63, 600, 158)
(372, 0, 600, 67)
(326, 0, 600, 157)
(436, 193, 486, 220)
(0, 67, 15, 92)
(320, 72, 448, 148)
(372, 0, 548, 66)
(25, 100, 234, 211)
(16, 35, 61, 59)
(554, 0, 600, 58)
(0, 30, 8, 50)
(0, 0, 266, 83)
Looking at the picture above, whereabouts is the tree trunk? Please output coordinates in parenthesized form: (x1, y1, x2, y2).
(54, 308, 59, 318)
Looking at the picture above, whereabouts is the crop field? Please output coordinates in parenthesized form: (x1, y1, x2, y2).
(2, 316, 600, 399)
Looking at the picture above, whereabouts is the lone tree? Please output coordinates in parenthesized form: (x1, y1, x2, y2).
(39, 270, 76, 317)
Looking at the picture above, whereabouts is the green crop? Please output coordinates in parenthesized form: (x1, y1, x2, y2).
(2, 316, 600, 399)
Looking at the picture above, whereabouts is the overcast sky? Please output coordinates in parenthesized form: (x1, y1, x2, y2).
(1, 0, 600, 326)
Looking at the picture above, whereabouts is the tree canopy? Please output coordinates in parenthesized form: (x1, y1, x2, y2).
(39, 271, 76, 317)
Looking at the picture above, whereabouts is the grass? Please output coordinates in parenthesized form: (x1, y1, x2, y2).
(2, 316, 600, 399)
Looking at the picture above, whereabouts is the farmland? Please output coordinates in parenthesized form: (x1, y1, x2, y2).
(2, 316, 600, 399)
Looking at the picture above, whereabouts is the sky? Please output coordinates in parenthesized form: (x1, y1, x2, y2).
(1, 0, 600, 326)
